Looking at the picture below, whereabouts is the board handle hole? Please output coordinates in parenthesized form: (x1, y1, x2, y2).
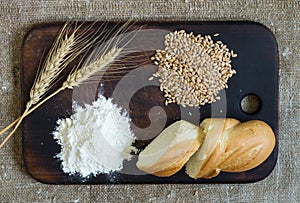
(240, 94, 261, 114)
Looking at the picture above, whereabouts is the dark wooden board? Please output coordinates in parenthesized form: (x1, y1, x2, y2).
(22, 21, 278, 184)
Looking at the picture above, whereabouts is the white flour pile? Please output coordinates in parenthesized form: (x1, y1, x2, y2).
(53, 95, 136, 177)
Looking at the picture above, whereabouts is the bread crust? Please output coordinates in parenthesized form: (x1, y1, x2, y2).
(220, 120, 275, 172)
(152, 138, 201, 177)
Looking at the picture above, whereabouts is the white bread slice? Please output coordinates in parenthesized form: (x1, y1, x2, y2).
(136, 120, 204, 177)
(185, 118, 240, 179)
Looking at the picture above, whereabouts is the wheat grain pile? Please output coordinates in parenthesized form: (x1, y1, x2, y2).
(151, 30, 237, 107)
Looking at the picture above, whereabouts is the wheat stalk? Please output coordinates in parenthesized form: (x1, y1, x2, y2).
(0, 23, 75, 148)
(0, 22, 106, 148)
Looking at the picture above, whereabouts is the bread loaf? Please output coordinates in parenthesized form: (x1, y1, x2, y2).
(136, 118, 275, 179)
(136, 120, 204, 177)
(219, 120, 276, 172)
(185, 119, 275, 179)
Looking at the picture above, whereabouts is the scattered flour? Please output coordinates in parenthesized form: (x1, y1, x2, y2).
(53, 95, 136, 177)
(282, 47, 292, 57)
(167, 191, 175, 199)
(1, 80, 9, 92)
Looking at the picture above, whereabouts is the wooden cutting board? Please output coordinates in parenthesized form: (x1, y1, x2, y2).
(22, 21, 278, 184)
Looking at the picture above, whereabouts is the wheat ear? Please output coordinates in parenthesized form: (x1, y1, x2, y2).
(0, 22, 100, 148)
(63, 46, 122, 88)
(27, 25, 74, 108)
(0, 23, 75, 148)
(0, 22, 104, 139)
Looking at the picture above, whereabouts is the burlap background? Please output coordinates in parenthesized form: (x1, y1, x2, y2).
(0, 0, 299, 202)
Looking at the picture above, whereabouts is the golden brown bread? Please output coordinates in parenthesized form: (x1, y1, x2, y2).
(186, 118, 275, 179)
(185, 118, 240, 179)
(136, 120, 205, 177)
(136, 118, 276, 179)
(219, 120, 276, 172)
